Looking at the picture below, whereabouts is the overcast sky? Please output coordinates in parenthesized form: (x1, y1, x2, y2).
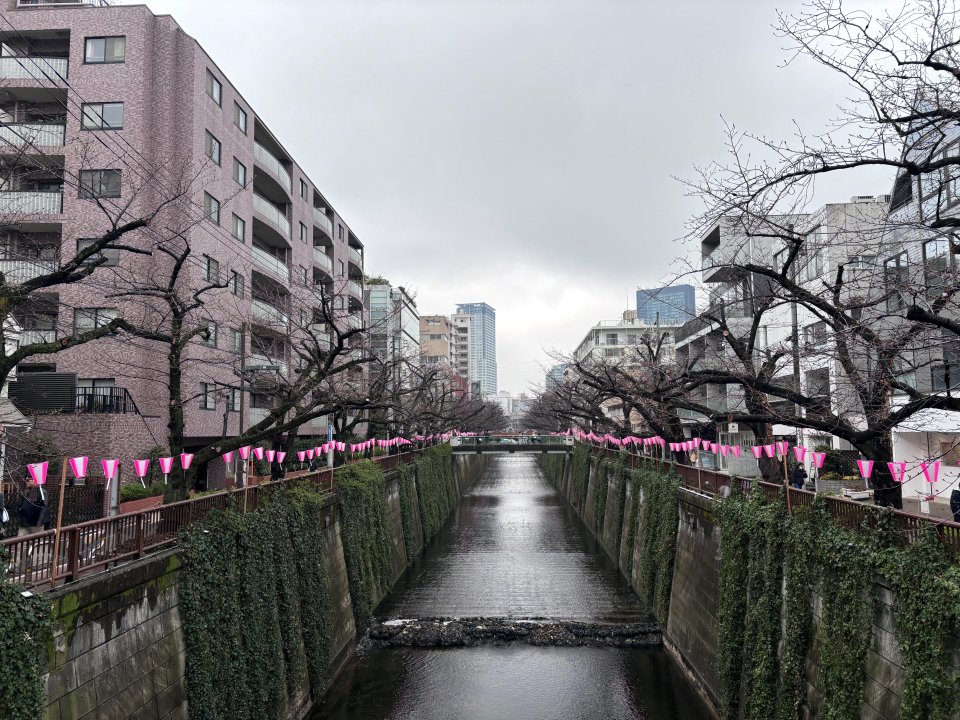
(134, 0, 894, 395)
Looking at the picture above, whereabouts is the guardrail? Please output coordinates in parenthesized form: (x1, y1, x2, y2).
(2, 449, 428, 590)
(582, 442, 960, 558)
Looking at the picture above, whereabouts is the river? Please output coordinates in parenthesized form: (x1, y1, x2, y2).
(312, 455, 711, 720)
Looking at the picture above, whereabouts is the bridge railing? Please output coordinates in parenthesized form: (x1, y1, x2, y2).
(583, 442, 960, 559)
(2, 449, 426, 590)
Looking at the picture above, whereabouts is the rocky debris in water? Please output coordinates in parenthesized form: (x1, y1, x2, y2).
(368, 617, 661, 648)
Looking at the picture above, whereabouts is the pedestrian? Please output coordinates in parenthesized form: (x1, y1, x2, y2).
(270, 457, 284, 483)
(951, 488, 960, 524)
(17, 488, 46, 536)
(789, 463, 807, 490)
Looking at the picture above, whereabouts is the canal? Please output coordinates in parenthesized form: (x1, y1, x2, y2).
(313, 455, 711, 719)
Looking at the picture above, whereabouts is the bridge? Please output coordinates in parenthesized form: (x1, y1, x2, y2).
(450, 435, 574, 453)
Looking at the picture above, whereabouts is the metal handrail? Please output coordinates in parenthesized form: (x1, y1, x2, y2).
(252, 193, 290, 239)
(313, 206, 333, 236)
(1, 447, 434, 589)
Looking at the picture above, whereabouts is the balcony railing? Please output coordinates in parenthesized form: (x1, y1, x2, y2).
(348, 246, 363, 268)
(0, 56, 68, 82)
(313, 247, 332, 273)
(253, 142, 292, 194)
(347, 279, 363, 298)
(247, 354, 288, 376)
(252, 245, 289, 283)
(0, 191, 62, 214)
(76, 387, 139, 414)
(308, 325, 332, 347)
(20, 329, 56, 345)
(251, 298, 289, 327)
(252, 193, 290, 239)
(0, 123, 65, 148)
(0, 258, 58, 283)
(313, 207, 333, 236)
(18, 1, 111, 6)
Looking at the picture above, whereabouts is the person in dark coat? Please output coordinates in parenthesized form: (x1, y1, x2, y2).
(270, 458, 284, 483)
(789, 464, 807, 489)
(951, 488, 960, 524)
(17, 489, 45, 536)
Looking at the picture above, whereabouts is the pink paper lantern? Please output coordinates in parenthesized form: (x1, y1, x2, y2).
(297, 450, 307, 463)
(776, 440, 790, 456)
(180, 453, 194, 470)
(307, 448, 315, 460)
(27, 461, 48, 486)
(239, 446, 251, 460)
(222, 451, 234, 464)
(731, 446, 741, 458)
(159, 457, 174, 475)
(763, 444, 775, 458)
(751, 446, 763, 459)
(921, 461, 941, 485)
(133, 459, 150, 478)
(68, 456, 89, 480)
(720, 445, 729, 457)
(812, 451, 826, 469)
(857, 459, 874, 479)
(793, 446, 807, 463)
(253, 447, 265, 460)
(265, 449, 276, 463)
(101, 458, 120, 481)
(887, 461, 907, 484)
(277, 452, 286, 464)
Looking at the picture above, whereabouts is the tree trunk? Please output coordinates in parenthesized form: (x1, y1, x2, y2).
(861, 433, 902, 509)
(165, 326, 189, 502)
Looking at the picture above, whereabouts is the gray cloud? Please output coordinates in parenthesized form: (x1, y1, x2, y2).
(139, 0, 895, 393)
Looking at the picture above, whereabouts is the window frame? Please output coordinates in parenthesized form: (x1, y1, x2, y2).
(232, 214, 245, 243)
(233, 157, 247, 186)
(300, 179, 308, 199)
(229, 270, 244, 297)
(233, 102, 247, 134)
(76, 238, 119, 267)
(78, 169, 121, 199)
(199, 382, 216, 410)
(74, 307, 117, 333)
(203, 255, 220, 283)
(204, 130, 222, 166)
(204, 192, 220, 225)
(202, 321, 218, 348)
(299, 222, 308, 244)
(80, 102, 124, 131)
(205, 69, 223, 107)
(83, 36, 125, 65)
(884, 251, 910, 312)
(229, 328, 243, 353)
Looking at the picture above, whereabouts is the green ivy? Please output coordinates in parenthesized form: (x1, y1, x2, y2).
(632, 464, 681, 623)
(570, 445, 591, 512)
(593, 457, 610, 536)
(609, 455, 627, 554)
(179, 487, 332, 720)
(0, 552, 50, 720)
(336, 461, 394, 629)
(716, 482, 750, 720)
(415, 445, 457, 543)
(395, 462, 419, 562)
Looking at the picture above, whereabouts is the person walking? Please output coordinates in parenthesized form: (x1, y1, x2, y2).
(789, 463, 807, 490)
(951, 488, 960, 524)
(17, 489, 46, 536)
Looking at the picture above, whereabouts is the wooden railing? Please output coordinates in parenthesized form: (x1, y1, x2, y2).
(2, 450, 425, 590)
(585, 443, 960, 559)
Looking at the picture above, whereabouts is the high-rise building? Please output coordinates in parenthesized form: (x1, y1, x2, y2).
(366, 284, 419, 365)
(450, 313, 472, 395)
(0, 0, 366, 484)
(636, 284, 696, 326)
(545, 363, 568, 390)
(455, 302, 497, 398)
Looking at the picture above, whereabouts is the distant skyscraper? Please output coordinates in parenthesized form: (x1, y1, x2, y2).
(636, 284, 695, 326)
(455, 303, 497, 397)
(545, 363, 568, 390)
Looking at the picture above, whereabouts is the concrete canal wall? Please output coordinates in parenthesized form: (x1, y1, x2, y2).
(541, 450, 960, 720)
(41, 453, 487, 720)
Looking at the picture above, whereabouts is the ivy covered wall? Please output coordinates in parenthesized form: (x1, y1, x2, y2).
(0, 555, 50, 720)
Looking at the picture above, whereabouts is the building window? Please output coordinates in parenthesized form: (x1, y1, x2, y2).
(228, 388, 241, 411)
(204, 193, 220, 225)
(84, 36, 125, 64)
(232, 214, 245, 242)
(338, 223, 343, 240)
(79, 170, 121, 199)
(76, 238, 119, 267)
(924, 237, 952, 299)
(229, 270, 243, 297)
(234, 103, 247, 134)
(890, 173, 913, 212)
(338, 260, 345, 277)
(81, 102, 124, 130)
(803, 321, 828, 346)
(230, 328, 242, 353)
(884, 252, 909, 311)
(199, 383, 216, 410)
(300, 222, 308, 244)
(75, 307, 117, 332)
(202, 321, 217, 347)
(204, 131, 221, 166)
(233, 158, 246, 186)
(204, 255, 220, 283)
(299, 265, 307, 285)
(205, 69, 222, 106)
(300, 179, 308, 199)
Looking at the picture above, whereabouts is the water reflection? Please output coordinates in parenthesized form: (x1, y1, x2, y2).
(311, 455, 711, 720)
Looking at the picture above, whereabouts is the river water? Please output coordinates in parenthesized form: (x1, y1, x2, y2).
(312, 455, 711, 720)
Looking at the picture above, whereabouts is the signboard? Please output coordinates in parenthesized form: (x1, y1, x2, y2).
(727, 422, 739, 434)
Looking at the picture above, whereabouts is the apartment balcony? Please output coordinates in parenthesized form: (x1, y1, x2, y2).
(17, 0, 110, 6)
(348, 246, 363, 269)
(313, 207, 333, 237)
(247, 353, 288, 376)
(20, 328, 56, 345)
(313, 246, 332, 273)
(76, 386, 138, 414)
(0, 123, 65, 149)
(253, 142, 292, 195)
(347, 279, 363, 299)
(251, 298, 289, 328)
(0, 56, 68, 82)
(252, 245, 289, 285)
(248, 406, 269, 426)
(343, 312, 362, 331)
(252, 193, 290, 240)
(0, 258, 58, 283)
(0, 191, 62, 214)
(308, 324, 332, 347)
